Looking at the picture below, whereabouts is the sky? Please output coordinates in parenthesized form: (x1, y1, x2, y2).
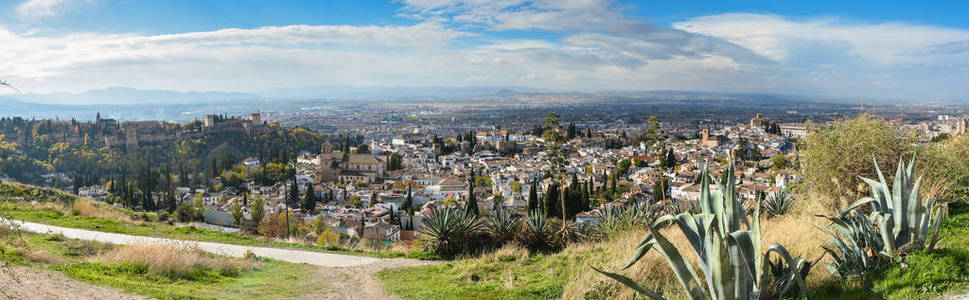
(1, 0, 968, 102)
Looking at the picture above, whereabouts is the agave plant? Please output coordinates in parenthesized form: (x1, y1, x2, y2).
(817, 209, 882, 279)
(763, 191, 794, 217)
(593, 161, 809, 300)
(664, 198, 699, 216)
(419, 207, 482, 256)
(762, 250, 820, 298)
(487, 206, 519, 244)
(592, 200, 658, 240)
(516, 210, 557, 254)
(836, 156, 945, 259)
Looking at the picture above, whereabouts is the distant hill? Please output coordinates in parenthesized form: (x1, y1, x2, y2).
(16, 87, 264, 105)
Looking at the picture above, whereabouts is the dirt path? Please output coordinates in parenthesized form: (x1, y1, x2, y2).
(7, 219, 438, 299)
(11, 220, 381, 267)
(0, 266, 149, 300)
(316, 258, 439, 300)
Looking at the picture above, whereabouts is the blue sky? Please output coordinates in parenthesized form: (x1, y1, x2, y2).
(1, 0, 968, 101)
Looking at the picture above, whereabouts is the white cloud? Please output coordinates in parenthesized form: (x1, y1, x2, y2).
(674, 13, 969, 65)
(2, 3, 968, 101)
(673, 13, 969, 99)
(16, 0, 95, 19)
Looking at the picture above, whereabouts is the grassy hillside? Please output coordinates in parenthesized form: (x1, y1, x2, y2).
(378, 204, 969, 299)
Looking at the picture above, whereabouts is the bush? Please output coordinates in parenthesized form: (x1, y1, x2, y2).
(157, 211, 169, 222)
(802, 114, 913, 209)
(173, 202, 194, 223)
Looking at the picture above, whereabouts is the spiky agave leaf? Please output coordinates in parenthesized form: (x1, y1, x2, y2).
(762, 191, 794, 216)
(486, 206, 519, 242)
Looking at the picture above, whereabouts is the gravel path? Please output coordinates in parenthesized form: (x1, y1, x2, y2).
(9, 220, 382, 268)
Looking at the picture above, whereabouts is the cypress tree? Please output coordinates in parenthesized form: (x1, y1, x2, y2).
(288, 178, 299, 207)
(545, 183, 559, 217)
(404, 186, 413, 215)
(465, 169, 479, 216)
(302, 182, 317, 211)
(527, 181, 538, 212)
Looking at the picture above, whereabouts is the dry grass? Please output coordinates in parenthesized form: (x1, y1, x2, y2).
(97, 243, 254, 278)
(23, 248, 67, 265)
(563, 226, 695, 299)
(71, 199, 133, 223)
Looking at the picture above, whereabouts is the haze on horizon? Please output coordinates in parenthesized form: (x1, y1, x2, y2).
(1, 0, 968, 102)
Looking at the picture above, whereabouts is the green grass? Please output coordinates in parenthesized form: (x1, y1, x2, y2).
(939, 202, 969, 248)
(56, 259, 327, 300)
(376, 246, 618, 299)
(1, 200, 433, 259)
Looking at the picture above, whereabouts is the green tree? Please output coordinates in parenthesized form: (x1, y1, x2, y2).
(510, 181, 522, 194)
(288, 178, 299, 207)
(769, 154, 793, 171)
(250, 195, 265, 231)
(192, 193, 205, 222)
(615, 159, 631, 177)
(466, 169, 479, 216)
(542, 112, 567, 180)
(643, 116, 665, 155)
(230, 201, 244, 228)
(527, 181, 539, 212)
(301, 182, 317, 211)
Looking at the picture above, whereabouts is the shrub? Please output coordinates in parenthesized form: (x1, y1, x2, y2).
(801, 115, 913, 209)
(173, 202, 194, 223)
